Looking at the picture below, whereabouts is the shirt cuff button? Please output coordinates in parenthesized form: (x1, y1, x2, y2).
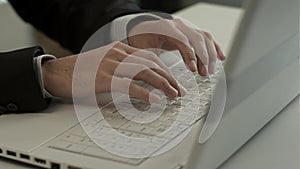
(7, 103, 18, 112)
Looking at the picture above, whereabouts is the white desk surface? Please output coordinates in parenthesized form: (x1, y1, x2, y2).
(0, 2, 299, 169)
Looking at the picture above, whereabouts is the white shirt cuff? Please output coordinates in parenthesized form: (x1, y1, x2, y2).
(33, 54, 56, 98)
(110, 13, 163, 44)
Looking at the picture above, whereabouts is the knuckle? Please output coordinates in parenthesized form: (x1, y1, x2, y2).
(147, 60, 159, 69)
(174, 18, 185, 25)
(137, 64, 148, 72)
(173, 18, 182, 22)
(114, 41, 122, 46)
(112, 48, 127, 59)
(204, 31, 213, 40)
(148, 56, 162, 67)
(160, 79, 170, 89)
(146, 51, 158, 58)
(162, 18, 171, 24)
(101, 58, 110, 65)
(98, 71, 110, 79)
(142, 50, 157, 59)
(162, 19, 175, 28)
(178, 35, 189, 44)
(153, 62, 160, 69)
(110, 41, 121, 49)
(109, 47, 119, 55)
(180, 36, 190, 47)
(196, 33, 205, 42)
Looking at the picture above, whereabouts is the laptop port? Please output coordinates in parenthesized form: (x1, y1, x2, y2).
(0, 148, 2, 154)
(20, 153, 30, 160)
(34, 158, 46, 164)
(51, 162, 60, 169)
(6, 150, 16, 157)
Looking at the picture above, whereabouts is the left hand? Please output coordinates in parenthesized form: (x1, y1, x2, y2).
(127, 18, 226, 76)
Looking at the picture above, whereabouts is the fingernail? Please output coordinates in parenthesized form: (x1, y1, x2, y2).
(190, 60, 197, 72)
(201, 66, 207, 76)
(222, 54, 226, 60)
(219, 51, 226, 60)
(149, 93, 161, 103)
(205, 65, 208, 72)
(179, 84, 187, 96)
(168, 85, 179, 98)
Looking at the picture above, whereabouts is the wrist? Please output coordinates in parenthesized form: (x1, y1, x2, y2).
(41, 55, 76, 99)
(41, 56, 56, 98)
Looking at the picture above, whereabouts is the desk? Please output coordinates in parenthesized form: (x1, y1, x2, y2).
(0, 2, 299, 169)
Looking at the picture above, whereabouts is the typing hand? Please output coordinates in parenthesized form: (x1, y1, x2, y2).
(128, 18, 226, 76)
(42, 42, 185, 102)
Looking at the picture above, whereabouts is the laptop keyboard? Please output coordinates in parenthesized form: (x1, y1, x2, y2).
(48, 61, 219, 165)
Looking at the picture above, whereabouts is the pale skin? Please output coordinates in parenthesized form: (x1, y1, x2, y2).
(42, 18, 225, 102)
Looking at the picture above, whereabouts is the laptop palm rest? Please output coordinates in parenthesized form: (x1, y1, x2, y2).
(0, 102, 79, 152)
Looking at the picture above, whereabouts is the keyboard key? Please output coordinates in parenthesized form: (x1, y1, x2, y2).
(48, 60, 215, 165)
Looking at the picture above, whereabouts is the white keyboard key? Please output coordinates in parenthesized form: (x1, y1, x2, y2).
(47, 61, 216, 165)
(106, 116, 129, 129)
(161, 124, 189, 139)
(120, 122, 154, 135)
(145, 120, 164, 128)
(62, 134, 84, 143)
(149, 125, 169, 136)
(81, 122, 100, 134)
(78, 137, 94, 146)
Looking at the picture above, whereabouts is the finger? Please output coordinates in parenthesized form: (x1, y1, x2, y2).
(174, 19, 210, 68)
(213, 41, 226, 60)
(106, 46, 129, 61)
(153, 68, 186, 96)
(197, 59, 208, 77)
(104, 46, 184, 97)
(113, 44, 171, 74)
(165, 37, 198, 72)
(161, 20, 197, 72)
(114, 62, 179, 98)
(114, 41, 140, 54)
(118, 51, 186, 96)
(129, 50, 172, 75)
(199, 31, 226, 62)
(202, 32, 218, 74)
(136, 68, 179, 98)
(95, 73, 114, 93)
(111, 77, 161, 103)
(161, 41, 177, 51)
(122, 55, 186, 96)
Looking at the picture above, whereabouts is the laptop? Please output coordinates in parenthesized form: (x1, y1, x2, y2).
(0, 0, 298, 168)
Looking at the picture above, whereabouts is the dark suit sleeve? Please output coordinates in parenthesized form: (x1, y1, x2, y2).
(0, 47, 50, 114)
(8, 0, 144, 53)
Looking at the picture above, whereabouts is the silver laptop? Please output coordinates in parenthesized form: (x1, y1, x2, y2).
(0, 0, 298, 168)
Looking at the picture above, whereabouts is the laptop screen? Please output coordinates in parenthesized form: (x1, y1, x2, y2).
(224, 0, 299, 110)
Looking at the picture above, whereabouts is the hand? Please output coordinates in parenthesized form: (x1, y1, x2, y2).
(127, 18, 226, 76)
(42, 42, 186, 102)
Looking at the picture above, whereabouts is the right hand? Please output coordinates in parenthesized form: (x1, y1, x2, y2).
(42, 42, 186, 102)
